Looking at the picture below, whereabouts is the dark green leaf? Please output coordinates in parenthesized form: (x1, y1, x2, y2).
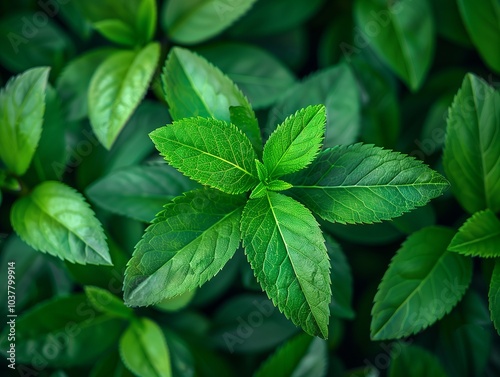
(85, 286, 134, 319)
(389, 345, 448, 377)
(241, 192, 331, 338)
(93, 19, 138, 47)
(150, 117, 258, 194)
(430, 0, 472, 47)
(89, 42, 160, 149)
(443, 73, 500, 214)
(11, 181, 112, 265)
(124, 189, 245, 306)
(489, 260, 500, 335)
(290, 144, 449, 224)
(371, 227, 472, 340)
(0, 67, 50, 175)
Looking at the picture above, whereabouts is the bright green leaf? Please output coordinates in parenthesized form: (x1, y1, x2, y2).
(448, 210, 500, 258)
(267, 180, 293, 192)
(241, 192, 331, 338)
(255, 159, 269, 182)
(93, 19, 138, 46)
(0, 67, 49, 175)
(137, 0, 157, 43)
(354, 0, 435, 90)
(250, 182, 267, 199)
(162, 47, 261, 152)
(86, 164, 198, 223)
(371, 227, 472, 340)
(11, 181, 112, 266)
(443, 73, 500, 214)
(264, 105, 326, 178)
(163, 0, 257, 44)
(290, 143, 449, 224)
(254, 334, 327, 377)
(458, 0, 500, 72)
(489, 260, 500, 335)
(389, 345, 448, 377)
(89, 42, 160, 149)
(85, 286, 134, 319)
(124, 189, 245, 307)
(150, 117, 258, 194)
(120, 318, 172, 377)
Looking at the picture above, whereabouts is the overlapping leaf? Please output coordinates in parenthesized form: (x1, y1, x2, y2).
(290, 143, 449, 224)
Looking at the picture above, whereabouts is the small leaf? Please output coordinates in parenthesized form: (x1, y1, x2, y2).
(89, 42, 160, 149)
(86, 164, 198, 223)
(254, 334, 327, 377)
(266, 180, 293, 192)
(458, 0, 500, 72)
(371, 227, 472, 340)
(290, 143, 449, 224)
(443, 73, 500, 214)
(11, 181, 111, 266)
(255, 160, 269, 182)
(150, 117, 258, 194)
(489, 260, 500, 335)
(155, 290, 197, 312)
(93, 19, 138, 46)
(389, 345, 448, 377)
(163, 0, 257, 44)
(137, 0, 157, 43)
(85, 286, 134, 319)
(354, 0, 435, 90)
(448, 210, 500, 258)
(229, 105, 262, 155)
(124, 189, 245, 307)
(264, 105, 326, 178)
(162, 47, 261, 152)
(0, 67, 50, 175)
(241, 192, 331, 338)
(250, 182, 268, 199)
(120, 318, 172, 377)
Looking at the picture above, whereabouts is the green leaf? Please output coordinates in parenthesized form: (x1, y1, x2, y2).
(430, 0, 472, 47)
(0, 67, 50, 175)
(255, 159, 269, 182)
(241, 192, 331, 338)
(448, 210, 500, 258)
(163, 0, 257, 44)
(443, 73, 500, 214)
(267, 64, 361, 147)
(11, 181, 112, 266)
(229, 105, 262, 155)
(85, 286, 134, 319)
(458, 0, 500, 72)
(155, 289, 197, 312)
(0, 294, 125, 367)
(89, 42, 160, 149)
(57, 48, 117, 122)
(120, 318, 172, 377)
(150, 117, 258, 194)
(137, 0, 157, 43)
(389, 345, 448, 377)
(196, 42, 296, 109)
(354, 0, 435, 90)
(264, 105, 326, 178)
(290, 144, 449, 224)
(91, 351, 135, 377)
(254, 334, 327, 377)
(371, 227, 473, 340)
(162, 47, 261, 152)
(93, 19, 138, 46)
(267, 180, 293, 192)
(489, 260, 500, 335)
(250, 182, 268, 199)
(124, 189, 245, 307)
(86, 164, 198, 223)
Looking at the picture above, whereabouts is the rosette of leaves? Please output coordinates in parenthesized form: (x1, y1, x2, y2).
(123, 48, 449, 338)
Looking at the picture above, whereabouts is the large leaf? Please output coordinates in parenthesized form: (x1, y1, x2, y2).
(263, 105, 326, 178)
(163, 0, 257, 44)
(267, 64, 361, 147)
(389, 345, 448, 377)
(0, 294, 125, 367)
(11, 181, 112, 266)
(290, 144, 449, 224)
(86, 164, 197, 222)
(88, 42, 160, 149)
(489, 260, 500, 335)
(448, 209, 500, 258)
(443, 74, 500, 214)
(120, 318, 172, 377)
(0, 67, 49, 175)
(371, 227, 472, 340)
(150, 117, 258, 194)
(458, 0, 500, 72)
(162, 47, 261, 152)
(241, 192, 331, 338)
(254, 334, 327, 377)
(354, 0, 435, 90)
(196, 42, 296, 109)
(124, 189, 245, 307)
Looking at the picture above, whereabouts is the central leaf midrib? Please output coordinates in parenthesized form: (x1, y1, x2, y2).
(294, 182, 447, 189)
